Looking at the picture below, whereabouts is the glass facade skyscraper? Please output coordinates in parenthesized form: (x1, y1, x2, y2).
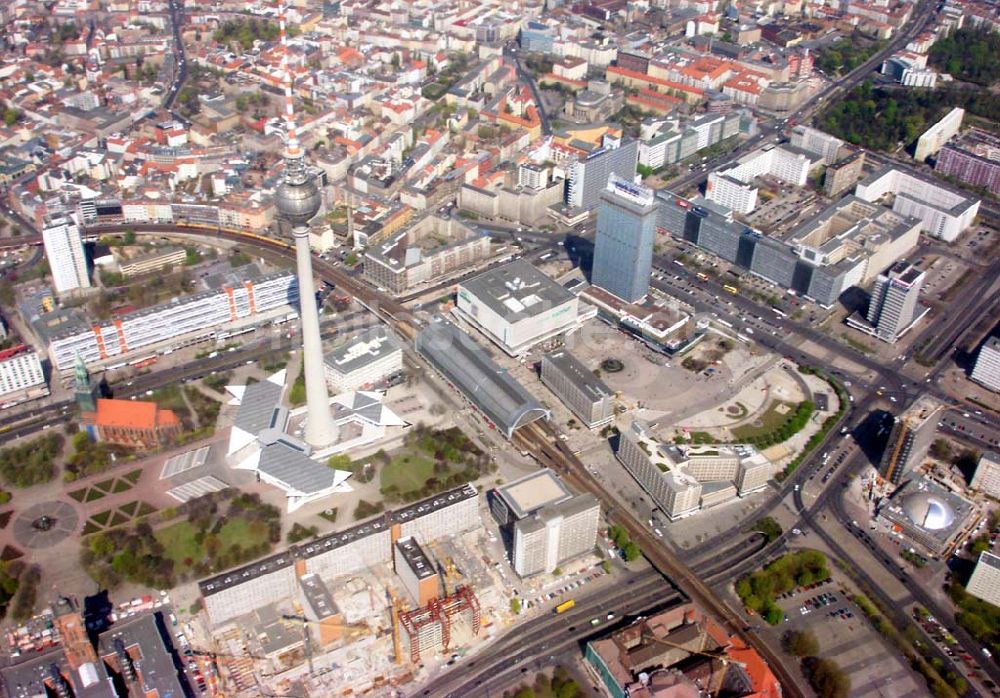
(592, 176, 658, 303)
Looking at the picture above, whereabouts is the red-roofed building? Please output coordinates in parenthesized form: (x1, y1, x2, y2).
(606, 65, 705, 105)
(585, 602, 780, 698)
(83, 398, 181, 450)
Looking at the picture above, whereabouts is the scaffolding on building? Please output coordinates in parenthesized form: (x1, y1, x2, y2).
(397, 586, 481, 663)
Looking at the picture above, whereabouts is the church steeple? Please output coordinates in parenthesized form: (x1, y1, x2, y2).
(74, 355, 98, 414)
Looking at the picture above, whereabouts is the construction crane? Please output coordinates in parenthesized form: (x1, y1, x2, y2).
(284, 611, 315, 677)
(386, 587, 404, 666)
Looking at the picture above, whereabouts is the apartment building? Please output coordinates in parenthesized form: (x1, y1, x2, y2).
(512, 495, 601, 577)
(789, 125, 844, 165)
(42, 216, 90, 295)
(201, 484, 479, 625)
(854, 166, 980, 242)
(914, 107, 964, 162)
(394, 537, 439, 606)
(0, 345, 48, 405)
(971, 337, 1000, 393)
(491, 469, 600, 578)
(118, 247, 188, 278)
(967, 552, 1000, 607)
(824, 151, 866, 197)
(638, 112, 743, 170)
(363, 217, 491, 295)
(935, 128, 1000, 197)
(970, 451, 1000, 498)
(45, 267, 297, 371)
(706, 144, 820, 214)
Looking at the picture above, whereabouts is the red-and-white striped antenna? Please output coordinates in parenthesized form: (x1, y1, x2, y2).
(278, 0, 301, 161)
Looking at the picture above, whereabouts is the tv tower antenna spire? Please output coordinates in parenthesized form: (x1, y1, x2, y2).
(274, 0, 339, 447)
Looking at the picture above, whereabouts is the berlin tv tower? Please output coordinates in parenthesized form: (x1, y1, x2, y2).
(273, 0, 339, 447)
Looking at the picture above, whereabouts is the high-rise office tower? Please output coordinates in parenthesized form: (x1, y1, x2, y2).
(274, 1, 338, 448)
(565, 139, 638, 210)
(877, 396, 940, 485)
(42, 216, 90, 294)
(592, 175, 657, 303)
(867, 261, 925, 343)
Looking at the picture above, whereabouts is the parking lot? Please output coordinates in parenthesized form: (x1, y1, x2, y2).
(772, 574, 924, 697)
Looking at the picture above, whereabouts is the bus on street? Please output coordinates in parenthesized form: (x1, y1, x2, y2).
(555, 600, 576, 614)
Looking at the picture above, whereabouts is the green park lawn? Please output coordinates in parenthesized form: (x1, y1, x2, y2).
(156, 517, 270, 571)
(732, 400, 794, 441)
(380, 452, 439, 495)
(156, 521, 202, 568)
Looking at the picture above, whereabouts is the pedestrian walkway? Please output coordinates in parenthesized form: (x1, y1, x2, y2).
(167, 476, 230, 503)
(160, 446, 211, 479)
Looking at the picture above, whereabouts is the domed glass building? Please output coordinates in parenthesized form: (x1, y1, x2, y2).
(901, 491, 956, 531)
(877, 477, 974, 555)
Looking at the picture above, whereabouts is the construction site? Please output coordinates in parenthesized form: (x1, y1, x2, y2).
(194, 484, 510, 696)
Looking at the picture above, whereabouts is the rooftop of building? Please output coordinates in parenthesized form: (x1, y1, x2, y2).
(116, 245, 185, 267)
(885, 260, 924, 286)
(232, 378, 285, 436)
(785, 194, 921, 255)
(459, 259, 575, 323)
(496, 468, 574, 520)
(92, 398, 179, 430)
(542, 349, 614, 402)
(96, 611, 186, 696)
(415, 316, 549, 437)
(366, 216, 486, 271)
(975, 550, 1000, 573)
(880, 476, 974, 546)
(323, 326, 401, 375)
(300, 573, 339, 620)
(396, 536, 436, 580)
(858, 165, 979, 216)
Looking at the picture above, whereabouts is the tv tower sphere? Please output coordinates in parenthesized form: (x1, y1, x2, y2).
(275, 157, 321, 229)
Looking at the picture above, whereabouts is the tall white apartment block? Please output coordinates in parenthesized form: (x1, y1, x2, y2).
(971, 337, 1000, 393)
(970, 451, 1000, 498)
(42, 216, 90, 294)
(706, 144, 818, 214)
(855, 166, 979, 242)
(914, 107, 964, 162)
(0, 346, 48, 404)
(966, 552, 1000, 608)
(706, 172, 758, 214)
(790, 125, 845, 165)
(512, 494, 600, 577)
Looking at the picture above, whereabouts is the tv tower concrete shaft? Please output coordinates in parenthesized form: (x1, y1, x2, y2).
(292, 224, 339, 447)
